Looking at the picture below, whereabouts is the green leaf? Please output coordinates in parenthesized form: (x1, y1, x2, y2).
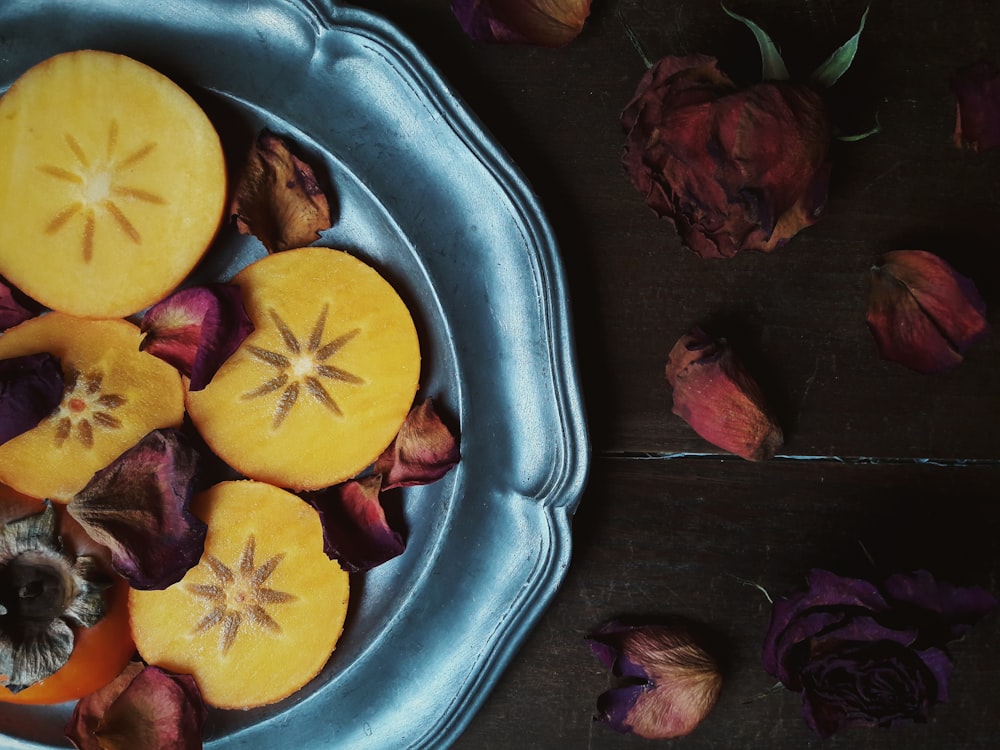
(836, 113, 880, 142)
(810, 6, 870, 88)
(722, 3, 789, 81)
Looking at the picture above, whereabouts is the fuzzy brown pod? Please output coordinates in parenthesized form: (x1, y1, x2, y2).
(230, 130, 332, 253)
(589, 619, 723, 739)
(665, 328, 782, 461)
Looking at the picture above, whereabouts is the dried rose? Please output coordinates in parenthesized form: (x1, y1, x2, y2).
(451, 0, 591, 48)
(867, 250, 990, 373)
(140, 283, 254, 391)
(589, 619, 722, 739)
(66, 661, 207, 750)
(0, 277, 38, 332)
(622, 55, 830, 258)
(621, 7, 870, 258)
(68, 429, 206, 590)
(763, 568, 997, 737)
(951, 62, 1000, 153)
(374, 398, 461, 490)
(230, 130, 332, 253)
(308, 474, 404, 573)
(0, 352, 64, 446)
(665, 328, 782, 461)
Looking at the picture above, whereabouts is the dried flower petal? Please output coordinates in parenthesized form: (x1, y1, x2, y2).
(622, 54, 831, 258)
(374, 398, 461, 490)
(0, 352, 64, 446)
(589, 619, 722, 739)
(452, 0, 591, 47)
(230, 130, 332, 253)
(0, 278, 38, 332)
(140, 284, 254, 391)
(665, 329, 782, 460)
(307, 475, 404, 573)
(867, 250, 990, 373)
(951, 62, 1000, 153)
(66, 662, 207, 750)
(67, 429, 206, 590)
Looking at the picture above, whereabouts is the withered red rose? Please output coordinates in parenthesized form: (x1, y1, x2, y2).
(622, 55, 831, 258)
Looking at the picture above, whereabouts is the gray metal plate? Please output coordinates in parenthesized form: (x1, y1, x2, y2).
(0, 1, 589, 747)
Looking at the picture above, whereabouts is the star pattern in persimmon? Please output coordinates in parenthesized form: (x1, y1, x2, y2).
(38, 119, 165, 262)
(241, 304, 363, 428)
(52, 368, 126, 449)
(187, 535, 297, 655)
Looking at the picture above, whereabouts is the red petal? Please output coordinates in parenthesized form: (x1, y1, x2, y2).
(140, 284, 253, 390)
(665, 329, 782, 461)
(951, 62, 1000, 153)
(66, 662, 206, 750)
(374, 398, 460, 490)
(867, 250, 990, 373)
(1, 277, 39, 331)
(0, 352, 64, 446)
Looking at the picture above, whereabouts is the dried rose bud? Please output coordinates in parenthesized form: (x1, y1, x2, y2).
(0, 278, 38, 332)
(451, 0, 591, 47)
(665, 328, 783, 461)
(230, 130, 332, 253)
(68, 429, 206, 590)
(307, 474, 404, 573)
(951, 62, 1000, 153)
(867, 250, 990, 373)
(140, 283, 254, 391)
(0, 352, 64, 446)
(66, 662, 207, 750)
(374, 398, 461, 490)
(622, 55, 831, 258)
(589, 619, 722, 739)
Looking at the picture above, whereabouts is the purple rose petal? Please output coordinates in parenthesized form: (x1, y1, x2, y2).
(952, 62, 1000, 152)
(0, 352, 63, 446)
(67, 429, 206, 590)
(307, 475, 404, 573)
(374, 398, 461, 490)
(0, 278, 39, 331)
(140, 284, 253, 391)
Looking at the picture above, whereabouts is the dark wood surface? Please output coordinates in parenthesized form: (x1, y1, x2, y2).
(351, 2, 1000, 747)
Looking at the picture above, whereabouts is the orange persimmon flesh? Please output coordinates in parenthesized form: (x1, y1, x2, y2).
(0, 49, 226, 319)
(186, 247, 421, 490)
(0, 313, 185, 501)
(128, 480, 350, 709)
(0, 486, 135, 705)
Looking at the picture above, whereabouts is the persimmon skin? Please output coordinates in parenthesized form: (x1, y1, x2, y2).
(0, 489, 136, 705)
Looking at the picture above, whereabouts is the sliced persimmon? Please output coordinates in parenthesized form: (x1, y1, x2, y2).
(0, 485, 135, 705)
(0, 313, 185, 501)
(128, 480, 350, 709)
(0, 49, 226, 318)
(186, 247, 421, 490)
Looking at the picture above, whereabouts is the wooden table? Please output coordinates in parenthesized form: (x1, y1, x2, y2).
(352, 2, 1000, 747)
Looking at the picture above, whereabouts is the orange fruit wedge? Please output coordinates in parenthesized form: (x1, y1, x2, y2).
(128, 480, 350, 709)
(0, 313, 185, 501)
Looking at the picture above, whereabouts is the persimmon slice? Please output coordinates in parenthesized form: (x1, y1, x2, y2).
(186, 247, 421, 490)
(0, 313, 185, 501)
(0, 49, 226, 318)
(128, 480, 350, 709)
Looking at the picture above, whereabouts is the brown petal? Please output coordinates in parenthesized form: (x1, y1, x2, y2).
(867, 250, 990, 373)
(451, 0, 591, 47)
(374, 398, 460, 490)
(66, 662, 206, 750)
(665, 329, 782, 461)
(230, 130, 332, 253)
